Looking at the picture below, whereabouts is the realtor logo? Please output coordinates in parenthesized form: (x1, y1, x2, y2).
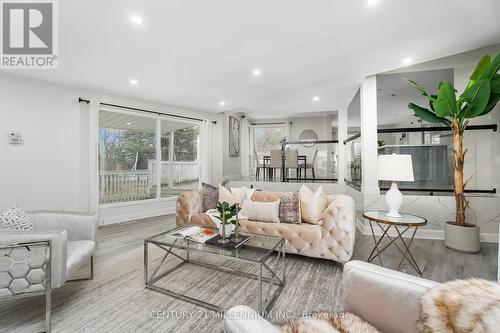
(1, 0, 58, 68)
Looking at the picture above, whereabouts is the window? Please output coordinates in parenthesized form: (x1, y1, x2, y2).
(253, 126, 286, 160)
(159, 119, 199, 197)
(98, 110, 200, 205)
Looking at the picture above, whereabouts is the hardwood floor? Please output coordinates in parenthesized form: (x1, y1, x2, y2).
(352, 229, 498, 282)
(109, 216, 498, 283)
(105, 216, 498, 283)
(0, 215, 496, 333)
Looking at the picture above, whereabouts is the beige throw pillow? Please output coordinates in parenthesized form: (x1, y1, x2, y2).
(299, 185, 327, 224)
(218, 185, 246, 205)
(241, 199, 281, 223)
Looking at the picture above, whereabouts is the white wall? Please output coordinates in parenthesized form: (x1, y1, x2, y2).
(0, 74, 222, 224)
(289, 115, 332, 141)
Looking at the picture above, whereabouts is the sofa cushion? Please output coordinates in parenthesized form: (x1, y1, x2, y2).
(252, 191, 301, 224)
(299, 185, 327, 225)
(66, 240, 96, 279)
(201, 179, 229, 212)
(219, 185, 247, 205)
(0, 204, 34, 231)
(241, 199, 281, 223)
(279, 192, 301, 224)
(191, 213, 216, 227)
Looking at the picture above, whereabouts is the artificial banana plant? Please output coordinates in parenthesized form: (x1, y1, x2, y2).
(405, 52, 499, 226)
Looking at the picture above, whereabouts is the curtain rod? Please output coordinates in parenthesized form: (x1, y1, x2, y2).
(251, 122, 288, 126)
(78, 98, 217, 124)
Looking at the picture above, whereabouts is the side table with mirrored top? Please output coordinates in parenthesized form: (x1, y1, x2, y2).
(362, 210, 427, 275)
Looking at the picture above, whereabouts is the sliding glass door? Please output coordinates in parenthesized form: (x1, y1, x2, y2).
(159, 119, 199, 198)
(98, 109, 201, 205)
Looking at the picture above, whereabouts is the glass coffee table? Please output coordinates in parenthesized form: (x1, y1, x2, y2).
(144, 226, 286, 315)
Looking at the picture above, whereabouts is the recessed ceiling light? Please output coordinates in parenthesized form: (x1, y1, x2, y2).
(126, 122, 132, 126)
(130, 15, 143, 25)
(312, 96, 320, 102)
(402, 57, 413, 65)
(219, 101, 226, 106)
(129, 79, 138, 85)
(367, 0, 380, 5)
(252, 69, 261, 77)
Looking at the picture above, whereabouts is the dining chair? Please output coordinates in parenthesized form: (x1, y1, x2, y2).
(301, 149, 318, 179)
(285, 148, 299, 180)
(253, 148, 267, 180)
(269, 149, 283, 181)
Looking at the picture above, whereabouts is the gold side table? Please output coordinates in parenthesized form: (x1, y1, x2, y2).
(363, 210, 427, 275)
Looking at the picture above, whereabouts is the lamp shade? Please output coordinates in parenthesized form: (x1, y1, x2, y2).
(377, 154, 414, 182)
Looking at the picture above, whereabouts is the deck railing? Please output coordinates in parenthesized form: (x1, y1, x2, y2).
(99, 161, 199, 204)
(99, 170, 152, 204)
(148, 160, 199, 185)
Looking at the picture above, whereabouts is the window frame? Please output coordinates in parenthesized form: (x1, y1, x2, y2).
(97, 106, 203, 208)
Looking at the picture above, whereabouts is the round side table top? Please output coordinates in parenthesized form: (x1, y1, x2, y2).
(363, 210, 427, 227)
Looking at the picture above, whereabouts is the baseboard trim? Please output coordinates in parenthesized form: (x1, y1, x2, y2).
(99, 207, 175, 226)
(359, 224, 498, 243)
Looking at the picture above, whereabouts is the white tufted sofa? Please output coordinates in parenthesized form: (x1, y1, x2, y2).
(176, 190, 356, 263)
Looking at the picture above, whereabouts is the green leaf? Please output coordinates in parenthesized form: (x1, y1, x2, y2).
(432, 81, 457, 117)
(460, 79, 491, 118)
(404, 78, 428, 95)
(408, 103, 450, 126)
(480, 52, 500, 80)
(479, 93, 500, 116)
(469, 55, 491, 81)
(428, 94, 437, 111)
(492, 79, 500, 94)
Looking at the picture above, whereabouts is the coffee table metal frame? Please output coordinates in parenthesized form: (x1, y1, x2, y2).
(144, 226, 286, 316)
(363, 210, 427, 275)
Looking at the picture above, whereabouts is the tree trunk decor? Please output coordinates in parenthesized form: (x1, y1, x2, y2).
(405, 53, 499, 228)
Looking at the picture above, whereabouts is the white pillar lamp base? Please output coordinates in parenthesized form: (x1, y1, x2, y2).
(385, 182, 403, 218)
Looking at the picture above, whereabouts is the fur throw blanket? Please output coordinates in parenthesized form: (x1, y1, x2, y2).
(419, 279, 500, 333)
(276, 312, 380, 333)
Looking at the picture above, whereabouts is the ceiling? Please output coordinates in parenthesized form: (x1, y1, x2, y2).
(4, 0, 500, 117)
(377, 68, 454, 126)
(346, 44, 500, 128)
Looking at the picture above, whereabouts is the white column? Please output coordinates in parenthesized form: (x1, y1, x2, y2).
(360, 75, 380, 195)
(338, 109, 348, 185)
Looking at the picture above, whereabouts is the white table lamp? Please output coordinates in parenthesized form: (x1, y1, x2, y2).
(377, 154, 414, 217)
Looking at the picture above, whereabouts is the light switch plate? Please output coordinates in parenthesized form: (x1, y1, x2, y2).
(8, 132, 23, 144)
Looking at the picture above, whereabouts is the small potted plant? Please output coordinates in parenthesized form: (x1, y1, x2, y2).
(215, 202, 237, 238)
(405, 52, 499, 253)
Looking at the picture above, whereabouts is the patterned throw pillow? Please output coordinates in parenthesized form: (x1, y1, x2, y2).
(201, 179, 230, 212)
(279, 192, 301, 224)
(0, 204, 34, 231)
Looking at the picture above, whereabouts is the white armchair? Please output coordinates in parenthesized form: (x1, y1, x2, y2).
(0, 211, 97, 288)
(224, 260, 440, 333)
(0, 211, 97, 332)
